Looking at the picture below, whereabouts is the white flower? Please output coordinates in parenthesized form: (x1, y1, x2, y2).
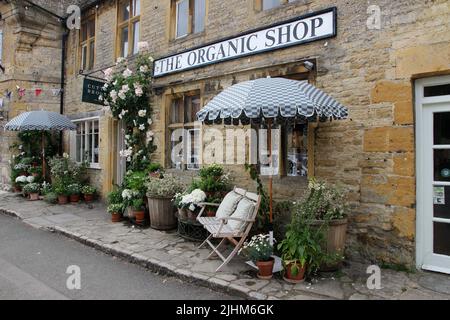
(118, 90, 126, 100)
(116, 57, 125, 65)
(138, 41, 149, 52)
(15, 176, 28, 183)
(122, 84, 130, 93)
(122, 189, 135, 200)
(140, 65, 149, 73)
(110, 90, 118, 100)
(104, 68, 114, 81)
(123, 68, 133, 78)
(18, 145, 23, 150)
(119, 147, 133, 158)
(135, 84, 144, 97)
(98, 95, 104, 101)
(148, 56, 154, 63)
(139, 124, 146, 131)
(138, 110, 147, 117)
(27, 176, 35, 183)
(147, 118, 153, 126)
(125, 135, 131, 140)
(63, 153, 70, 159)
(146, 130, 154, 142)
(103, 83, 109, 91)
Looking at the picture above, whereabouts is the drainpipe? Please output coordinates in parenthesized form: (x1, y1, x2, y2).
(59, 30, 68, 156)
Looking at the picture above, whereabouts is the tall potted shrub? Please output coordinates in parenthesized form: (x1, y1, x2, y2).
(145, 175, 184, 230)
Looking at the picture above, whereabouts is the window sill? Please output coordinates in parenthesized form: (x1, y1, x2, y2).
(88, 164, 102, 170)
(170, 31, 206, 45)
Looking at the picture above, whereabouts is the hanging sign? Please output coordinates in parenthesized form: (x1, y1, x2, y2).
(434, 186, 445, 205)
(154, 7, 337, 77)
(82, 78, 105, 106)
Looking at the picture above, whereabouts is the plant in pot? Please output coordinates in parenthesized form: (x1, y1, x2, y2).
(173, 193, 188, 220)
(179, 189, 207, 221)
(54, 182, 69, 205)
(14, 175, 28, 192)
(81, 185, 96, 203)
(131, 197, 146, 224)
(23, 183, 41, 201)
(240, 234, 275, 280)
(145, 175, 184, 230)
(67, 183, 81, 203)
(108, 204, 124, 223)
(148, 163, 164, 178)
(300, 178, 349, 271)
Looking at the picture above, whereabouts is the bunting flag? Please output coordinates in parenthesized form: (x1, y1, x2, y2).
(35, 88, 42, 97)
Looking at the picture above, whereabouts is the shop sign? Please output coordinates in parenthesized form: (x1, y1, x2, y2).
(154, 7, 337, 77)
(82, 78, 105, 106)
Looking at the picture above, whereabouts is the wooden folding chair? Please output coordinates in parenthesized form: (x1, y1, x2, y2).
(198, 191, 261, 272)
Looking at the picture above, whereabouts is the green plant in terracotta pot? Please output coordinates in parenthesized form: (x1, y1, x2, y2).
(23, 183, 41, 201)
(67, 183, 81, 203)
(81, 185, 96, 203)
(240, 234, 275, 280)
(132, 198, 146, 224)
(108, 204, 124, 223)
(53, 182, 69, 205)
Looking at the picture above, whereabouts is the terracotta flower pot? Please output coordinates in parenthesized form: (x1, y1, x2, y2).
(256, 258, 275, 280)
(29, 193, 40, 201)
(83, 194, 94, 203)
(58, 195, 69, 205)
(70, 194, 80, 203)
(111, 212, 122, 223)
(206, 210, 216, 218)
(283, 262, 307, 284)
(134, 210, 146, 224)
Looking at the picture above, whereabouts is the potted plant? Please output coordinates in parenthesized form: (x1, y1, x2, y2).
(108, 204, 124, 223)
(179, 189, 207, 221)
(145, 175, 184, 230)
(81, 185, 96, 203)
(173, 193, 188, 220)
(240, 234, 275, 280)
(131, 198, 146, 224)
(300, 179, 349, 271)
(67, 184, 81, 203)
(54, 183, 69, 205)
(23, 183, 41, 201)
(14, 175, 28, 192)
(148, 163, 164, 178)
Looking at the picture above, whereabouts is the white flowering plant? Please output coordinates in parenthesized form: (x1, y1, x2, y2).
(177, 189, 207, 212)
(102, 45, 156, 171)
(239, 234, 275, 263)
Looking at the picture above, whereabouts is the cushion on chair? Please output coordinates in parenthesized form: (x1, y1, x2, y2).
(215, 191, 243, 220)
(227, 198, 255, 231)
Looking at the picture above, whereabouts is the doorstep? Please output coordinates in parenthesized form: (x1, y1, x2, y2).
(0, 192, 449, 300)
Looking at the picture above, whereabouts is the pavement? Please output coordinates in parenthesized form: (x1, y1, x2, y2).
(0, 191, 449, 300)
(0, 213, 235, 300)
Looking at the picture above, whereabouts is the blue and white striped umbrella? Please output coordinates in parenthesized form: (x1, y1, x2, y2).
(197, 78, 349, 123)
(4, 111, 77, 131)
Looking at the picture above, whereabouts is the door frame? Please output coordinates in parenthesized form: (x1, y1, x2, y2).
(415, 75, 450, 274)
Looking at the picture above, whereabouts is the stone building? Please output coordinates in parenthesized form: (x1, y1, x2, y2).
(2, 0, 450, 273)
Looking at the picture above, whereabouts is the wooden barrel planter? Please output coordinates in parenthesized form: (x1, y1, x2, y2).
(310, 218, 348, 271)
(147, 196, 177, 230)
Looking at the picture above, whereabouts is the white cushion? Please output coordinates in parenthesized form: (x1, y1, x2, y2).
(228, 198, 255, 231)
(216, 191, 242, 220)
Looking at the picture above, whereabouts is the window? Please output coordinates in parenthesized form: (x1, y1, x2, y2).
(80, 16, 96, 71)
(173, 0, 206, 39)
(117, 0, 140, 58)
(168, 92, 202, 170)
(258, 0, 297, 11)
(71, 118, 100, 168)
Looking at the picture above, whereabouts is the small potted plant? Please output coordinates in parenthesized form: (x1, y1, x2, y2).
(67, 183, 81, 203)
(14, 175, 28, 192)
(23, 183, 41, 201)
(81, 185, 96, 203)
(148, 163, 164, 178)
(132, 198, 146, 224)
(179, 189, 207, 221)
(54, 183, 69, 205)
(108, 204, 124, 223)
(240, 234, 275, 280)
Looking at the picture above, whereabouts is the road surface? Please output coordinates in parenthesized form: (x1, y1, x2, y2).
(0, 214, 235, 300)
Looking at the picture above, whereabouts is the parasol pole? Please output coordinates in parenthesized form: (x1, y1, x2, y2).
(267, 119, 273, 224)
(42, 131, 46, 183)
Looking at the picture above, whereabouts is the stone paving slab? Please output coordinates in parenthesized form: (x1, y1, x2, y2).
(0, 191, 449, 300)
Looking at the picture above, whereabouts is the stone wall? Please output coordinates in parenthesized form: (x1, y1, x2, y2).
(60, 0, 450, 267)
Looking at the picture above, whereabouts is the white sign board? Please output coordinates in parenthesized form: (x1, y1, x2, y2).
(154, 8, 337, 77)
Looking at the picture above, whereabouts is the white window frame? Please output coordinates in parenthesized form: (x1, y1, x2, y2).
(175, 0, 189, 39)
(72, 117, 101, 170)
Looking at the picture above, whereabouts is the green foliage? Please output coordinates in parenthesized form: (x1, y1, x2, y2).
(124, 171, 148, 196)
(131, 198, 145, 210)
(102, 53, 157, 172)
(41, 182, 53, 196)
(189, 164, 232, 195)
(67, 184, 81, 196)
(49, 156, 88, 186)
(240, 234, 274, 263)
(44, 192, 58, 204)
(107, 203, 124, 214)
(107, 189, 123, 205)
(53, 182, 69, 196)
(81, 185, 97, 195)
(245, 164, 270, 231)
(145, 175, 185, 198)
(23, 183, 40, 194)
(148, 163, 164, 174)
(273, 200, 295, 243)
